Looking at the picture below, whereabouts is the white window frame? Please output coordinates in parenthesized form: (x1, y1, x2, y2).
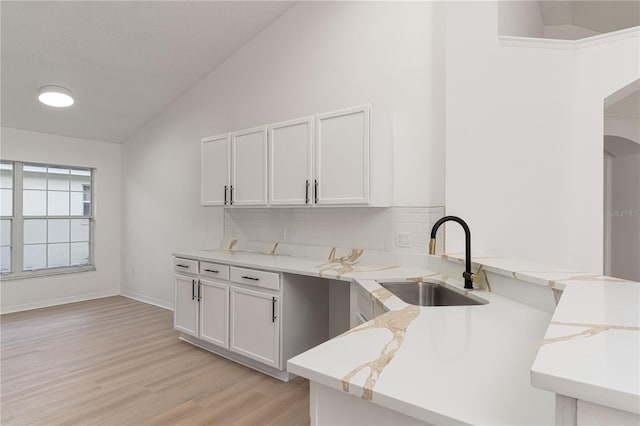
(0, 161, 14, 274)
(0, 160, 96, 280)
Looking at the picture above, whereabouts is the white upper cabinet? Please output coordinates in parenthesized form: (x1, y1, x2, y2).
(201, 135, 230, 206)
(268, 117, 314, 206)
(315, 106, 370, 205)
(231, 127, 268, 206)
(201, 104, 390, 208)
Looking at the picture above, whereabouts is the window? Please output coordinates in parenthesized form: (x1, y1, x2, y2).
(0, 160, 94, 278)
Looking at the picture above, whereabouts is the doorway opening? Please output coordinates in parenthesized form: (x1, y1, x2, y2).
(603, 80, 640, 281)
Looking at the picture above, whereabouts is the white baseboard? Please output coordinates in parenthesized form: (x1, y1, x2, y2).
(0, 290, 120, 315)
(120, 290, 173, 311)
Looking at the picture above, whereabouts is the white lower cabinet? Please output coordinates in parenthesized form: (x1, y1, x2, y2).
(174, 256, 330, 381)
(174, 275, 199, 337)
(199, 279, 229, 348)
(229, 287, 280, 368)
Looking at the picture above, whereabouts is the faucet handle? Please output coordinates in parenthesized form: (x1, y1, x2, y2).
(470, 264, 484, 283)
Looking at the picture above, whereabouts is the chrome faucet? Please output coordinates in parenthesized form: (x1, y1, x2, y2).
(429, 216, 480, 290)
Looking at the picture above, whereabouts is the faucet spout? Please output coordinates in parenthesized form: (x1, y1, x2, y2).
(429, 216, 476, 290)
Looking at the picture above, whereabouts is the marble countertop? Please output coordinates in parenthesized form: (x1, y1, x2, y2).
(289, 278, 555, 425)
(531, 282, 640, 414)
(441, 252, 629, 290)
(173, 244, 640, 421)
(442, 252, 640, 414)
(173, 247, 432, 283)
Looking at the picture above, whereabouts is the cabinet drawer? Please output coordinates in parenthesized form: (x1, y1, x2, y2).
(174, 257, 199, 275)
(230, 267, 280, 291)
(200, 262, 230, 280)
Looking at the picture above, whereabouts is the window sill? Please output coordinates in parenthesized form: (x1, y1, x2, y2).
(0, 265, 96, 281)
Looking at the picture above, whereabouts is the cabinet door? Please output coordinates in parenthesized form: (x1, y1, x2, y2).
(231, 127, 267, 206)
(199, 279, 229, 348)
(229, 286, 280, 368)
(268, 117, 313, 206)
(174, 275, 198, 337)
(315, 106, 370, 205)
(201, 135, 230, 206)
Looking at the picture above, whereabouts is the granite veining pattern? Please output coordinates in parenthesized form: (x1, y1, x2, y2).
(340, 305, 420, 400)
(317, 247, 399, 278)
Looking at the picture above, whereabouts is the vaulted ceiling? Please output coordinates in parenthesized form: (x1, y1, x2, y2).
(1, 1, 293, 143)
(2, 1, 637, 144)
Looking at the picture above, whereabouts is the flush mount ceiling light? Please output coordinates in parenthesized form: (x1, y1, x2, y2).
(38, 85, 74, 107)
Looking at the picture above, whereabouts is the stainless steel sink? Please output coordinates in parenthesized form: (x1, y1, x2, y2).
(379, 280, 488, 307)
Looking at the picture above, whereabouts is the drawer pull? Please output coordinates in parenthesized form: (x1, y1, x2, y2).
(241, 275, 259, 281)
(204, 269, 219, 273)
(176, 264, 189, 268)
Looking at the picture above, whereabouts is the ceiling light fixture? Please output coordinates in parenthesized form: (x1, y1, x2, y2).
(38, 85, 74, 107)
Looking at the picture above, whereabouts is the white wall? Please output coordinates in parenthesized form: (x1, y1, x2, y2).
(445, 2, 639, 272)
(605, 117, 640, 144)
(567, 31, 639, 271)
(0, 127, 121, 313)
(498, 0, 544, 38)
(121, 2, 444, 308)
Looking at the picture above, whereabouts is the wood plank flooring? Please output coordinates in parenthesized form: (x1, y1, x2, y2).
(1, 296, 310, 425)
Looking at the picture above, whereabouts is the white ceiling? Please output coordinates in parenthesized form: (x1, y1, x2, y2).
(539, 1, 640, 33)
(1, 1, 294, 143)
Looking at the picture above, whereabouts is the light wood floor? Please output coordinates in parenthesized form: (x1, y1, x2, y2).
(1, 296, 310, 426)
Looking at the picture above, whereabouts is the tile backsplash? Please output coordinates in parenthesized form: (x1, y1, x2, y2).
(224, 207, 445, 253)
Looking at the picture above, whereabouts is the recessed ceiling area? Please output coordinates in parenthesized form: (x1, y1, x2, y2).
(1, 1, 294, 143)
(499, 1, 640, 40)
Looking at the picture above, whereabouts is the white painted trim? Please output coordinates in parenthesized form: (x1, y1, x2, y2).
(120, 290, 173, 311)
(0, 289, 119, 314)
(498, 35, 576, 50)
(603, 154, 613, 276)
(498, 26, 639, 50)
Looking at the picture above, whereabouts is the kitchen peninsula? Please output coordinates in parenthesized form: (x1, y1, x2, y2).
(173, 241, 640, 425)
